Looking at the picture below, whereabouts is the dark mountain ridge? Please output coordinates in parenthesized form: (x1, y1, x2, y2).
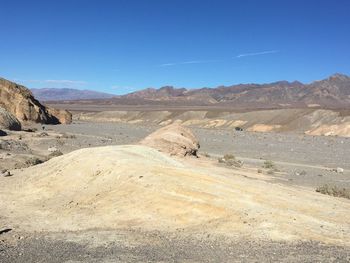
(42, 74, 350, 110)
(116, 73, 350, 109)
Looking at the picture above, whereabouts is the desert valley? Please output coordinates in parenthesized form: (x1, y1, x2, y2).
(1, 1, 350, 261)
(0, 74, 349, 262)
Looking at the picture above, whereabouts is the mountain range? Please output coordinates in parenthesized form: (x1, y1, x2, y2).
(32, 73, 350, 109)
(116, 73, 350, 109)
(31, 88, 116, 101)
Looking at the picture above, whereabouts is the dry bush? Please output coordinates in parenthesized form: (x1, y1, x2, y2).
(37, 132, 49, 137)
(218, 153, 243, 168)
(48, 150, 63, 159)
(25, 157, 43, 167)
(316, 184, 350, 199)
(223, 153, 235, 160)
(262, 160, 275, 169)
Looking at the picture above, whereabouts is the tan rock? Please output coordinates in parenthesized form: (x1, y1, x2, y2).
(140, 123, 200, 157)
(47, 107, 72, 124)
(0, 107, 21, 130)
(0, 77, 72, 124)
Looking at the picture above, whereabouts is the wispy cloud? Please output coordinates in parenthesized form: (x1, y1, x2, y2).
(160, 51, 279, 67)
(236, 50, 279, 58)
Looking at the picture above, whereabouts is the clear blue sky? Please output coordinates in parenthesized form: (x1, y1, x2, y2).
(1, 0, 350, 94)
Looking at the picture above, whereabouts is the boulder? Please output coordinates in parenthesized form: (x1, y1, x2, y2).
(0, 107, 21, 131)
(140, 123, 200, 157)
(0, 77, 72, 124)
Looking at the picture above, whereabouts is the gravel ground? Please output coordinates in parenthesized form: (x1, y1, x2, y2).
(1, 230, 350, 263)
(42, 121, 350, 188)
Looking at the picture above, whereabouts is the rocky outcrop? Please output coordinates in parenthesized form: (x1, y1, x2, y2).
(0, 107, 21, 131)
(0, 77, 72, 124)
(140, 123, 200, 157)
(47, 107, 72, 124)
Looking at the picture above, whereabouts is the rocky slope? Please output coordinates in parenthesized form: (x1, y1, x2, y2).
(31, 88, 116, 101)
(0, 78, 72, 124)
(0, 107, 21, 131)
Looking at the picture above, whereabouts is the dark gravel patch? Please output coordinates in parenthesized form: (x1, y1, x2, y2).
(1, 231, 350, 263)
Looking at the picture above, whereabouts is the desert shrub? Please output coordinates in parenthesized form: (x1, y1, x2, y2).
(218, 153, 243, 168)
(262, 160, 275, 169)
(37, 132, 49, 137)
(316, 184, 350, 199)
(223, 153, 235, 160)
(56, 139, 65, 146)
(59, 133, 76, 139)
(48, 150, 63, 159)
(25, 157, 43, 167)
(257, 169, 263, 173)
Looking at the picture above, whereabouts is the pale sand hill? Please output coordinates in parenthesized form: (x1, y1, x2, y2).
(1, 145, 349, 245)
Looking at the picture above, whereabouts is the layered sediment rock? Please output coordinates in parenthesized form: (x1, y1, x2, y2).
(0, 77, 71, 124)
(0, 107, 21, 130)
(140, 123, 200, 157)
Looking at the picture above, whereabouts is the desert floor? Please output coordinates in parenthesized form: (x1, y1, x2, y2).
(39, 121, 350, 188)
(1, 121, 349, 262)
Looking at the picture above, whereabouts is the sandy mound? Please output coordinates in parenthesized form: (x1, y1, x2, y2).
(140, 123, 200, 157)
(1, 145, 350, 245)
(0, 107, 21, 131)
(306, 122, 350, 137)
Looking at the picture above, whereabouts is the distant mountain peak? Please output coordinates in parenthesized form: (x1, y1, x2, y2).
(328, 73, 350, 81)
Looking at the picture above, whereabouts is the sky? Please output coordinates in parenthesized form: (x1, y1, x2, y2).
(1, 0, 350, 94)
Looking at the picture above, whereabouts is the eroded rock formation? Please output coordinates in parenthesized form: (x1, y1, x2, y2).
(0, 77, 72, 124)
(0, 107, 21, 131)
(140, 123, 200, 157)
